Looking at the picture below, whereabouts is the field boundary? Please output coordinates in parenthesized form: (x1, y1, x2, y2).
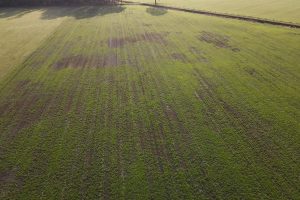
(122, 1, 300, 28)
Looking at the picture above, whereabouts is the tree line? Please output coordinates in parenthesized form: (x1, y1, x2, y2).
(0, 0, 118, 6)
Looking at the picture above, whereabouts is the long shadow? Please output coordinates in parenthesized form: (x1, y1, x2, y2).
(146, 7, 167, 16)
(0, 8, 37, 18)
(41, 5, 126, 20)
(0, 5, 126, 20)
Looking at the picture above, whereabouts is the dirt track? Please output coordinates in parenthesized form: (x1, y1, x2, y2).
(123, 1, 300, 28)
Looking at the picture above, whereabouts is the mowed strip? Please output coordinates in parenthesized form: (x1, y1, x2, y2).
(0, 5, 299, 199)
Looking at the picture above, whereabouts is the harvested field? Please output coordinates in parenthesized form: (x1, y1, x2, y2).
(0, 4, 299, 200)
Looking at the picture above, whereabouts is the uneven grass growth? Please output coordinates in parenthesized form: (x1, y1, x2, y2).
(0, 5, 300, 199)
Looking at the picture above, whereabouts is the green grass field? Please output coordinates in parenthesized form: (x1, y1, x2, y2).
(131, 0, 300, 24)
(0, 5, 300, 199)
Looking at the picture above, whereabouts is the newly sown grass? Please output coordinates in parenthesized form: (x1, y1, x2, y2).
(0, 5, 299, 199)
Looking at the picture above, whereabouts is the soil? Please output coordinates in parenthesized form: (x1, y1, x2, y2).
(189, 47, 208, 62)
(171, 53, 187, 62)
(107, 32, 169, 48)
(199, 31, 230, 49)
(53, 53, 121, 69)
(104, 54, 118, 67)
(199, 31, 240, 52)
(14, 80, 31, 92)
(0, 169, 18, 185)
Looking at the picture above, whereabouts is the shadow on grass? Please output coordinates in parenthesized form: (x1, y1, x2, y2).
(42, 5, 126, 20)
(146, 7, 167, 16)
(0, 8, 37, 18)
(0, 5, 126, 20)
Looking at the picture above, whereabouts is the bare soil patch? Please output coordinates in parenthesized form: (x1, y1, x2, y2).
(0, 167, 22, 188)
(65, 93, 74, 113)
(107, 32, 169, 48)
(171, 53, 187, 62)
(143, 23, 152, 27)
(0, 102, 10, 117)
(165, 105, 178, 120)
(84, 149, 94, 168)
(0, 170, 16, 184)
(243, 67, 269, 82)
(245, 67, 257, 76)
(53, 55, 87, 69)
(14, 80, 31, 92)
(199, 31, 240, 52)
(104, 54, 118, 67)
(0, 81, 53, 138)
(52, 53, 121, 69)
(199, 31, 230, 49)
(189, 47, 208, 62)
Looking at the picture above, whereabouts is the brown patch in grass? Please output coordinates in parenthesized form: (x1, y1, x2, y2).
(141, 109, 167, 174)
(189, 47, 208, 62)
(64, 84, 80, 113)
(151, 128, 165, 173)
(199, 31, 230, 48)
(104, 54, 118, 67)
(244, 67, 269, 82)
(232, 47, 240, 52)
(107, 38, 126, 48)
(171, 53, 187, 62)
(53, 55, 87, 69)
(194, 68, 243, 132)
(84, 149, 94, 168)
(0, 102, 10, 118)
(0, 167, 22, 188)
(14, 80, 31, 92)
(8, 94, 43, 137)
(0, 170, 16, 184)
(107, 32, 169, 48)
(287, 32, 300, 36)
(163, 104, 192, 170)
(245, 67, 258, 76)
(143, 32, 169, 43)
(130, 81, 139, 102)
(0, 81, 52, 138)
(143, 23, 152, 27)
(148, 72, 193, 172)
(52, 53, 122, 70)
(29, 148, 49, 176)
(65, 93, 74, 113)
(0, 80, 32, 117)
(0, 80, 33, 116)
(19, 98, 50, 137)
(199, 31, 239, 52)
(165, 105, 178, 120)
